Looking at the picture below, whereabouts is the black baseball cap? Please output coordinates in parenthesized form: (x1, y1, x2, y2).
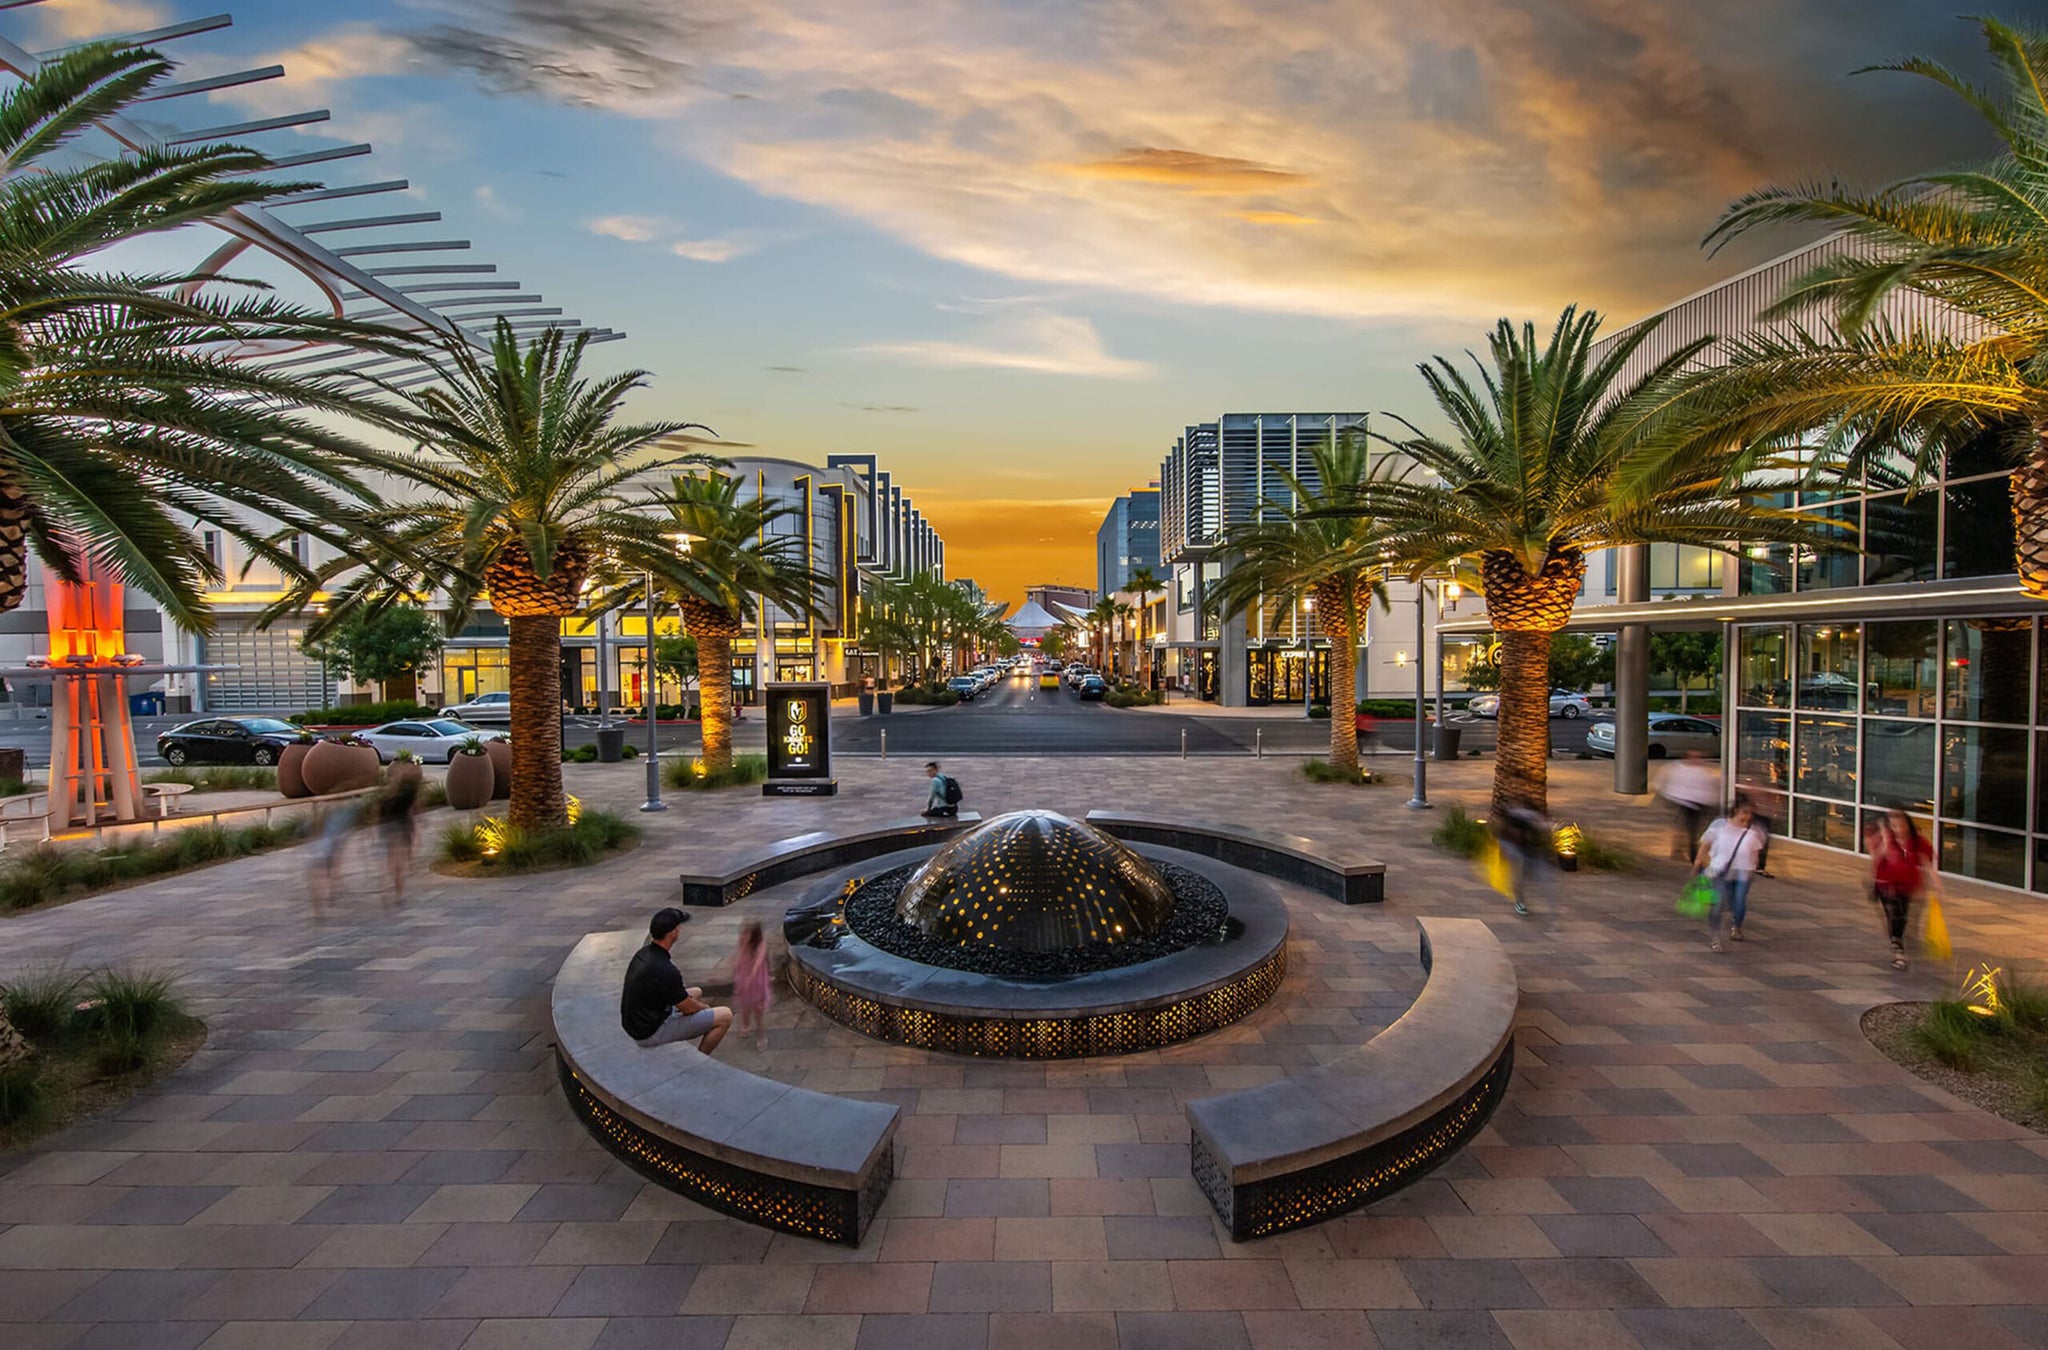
(649, 907, 689, 939)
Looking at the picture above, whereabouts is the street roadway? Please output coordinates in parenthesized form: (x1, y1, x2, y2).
(0, 672, 1607, 767)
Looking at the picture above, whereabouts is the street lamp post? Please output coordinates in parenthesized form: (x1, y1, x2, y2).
(1301, 595, 1316, 718)
(1408, 579, 1430, 810)
(641, 568, 666, 813)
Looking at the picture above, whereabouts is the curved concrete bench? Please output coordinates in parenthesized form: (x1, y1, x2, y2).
(1085, 810, 1386, 904)
(552, 930, 898, 1245)
(1186, 916, 1516, 1240)
(681, 812, 982, 906)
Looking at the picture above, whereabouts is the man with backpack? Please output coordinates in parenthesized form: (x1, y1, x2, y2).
(923, 761, 963, 817)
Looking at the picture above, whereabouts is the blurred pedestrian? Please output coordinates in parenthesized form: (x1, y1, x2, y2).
(1695, 798, 1765, 952)
(377, 771, 422, 905)
(1493, 802, 1553, 918)
(1658, 751, 1718, 861)
(732, 919, 773, 1051)
(307, 800, 359, 913)
(1871, 808, 1936, 971)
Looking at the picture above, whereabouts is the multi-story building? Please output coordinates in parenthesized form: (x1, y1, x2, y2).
(15, 452, 949, 715)
(1095, 489, 1160, 599)
(1026, 583, 1096, 614)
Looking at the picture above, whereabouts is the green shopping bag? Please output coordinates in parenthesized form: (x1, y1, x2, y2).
(1676, 874, 1715, 918)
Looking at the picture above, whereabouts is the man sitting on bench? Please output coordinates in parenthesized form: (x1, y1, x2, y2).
(621, 908, 732, 1055)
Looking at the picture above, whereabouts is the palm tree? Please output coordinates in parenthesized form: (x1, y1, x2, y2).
(1084, 597, 1118, 669)
(646, 470, 823, 774)
(1125, 565, 1166, 688)
(1704, 17, 2048, 596)
(1209, 431, 1386, 771)
(284, 322, 710, 830)
(1344, 306, 1821, 814)
(1, 43, 425, 627)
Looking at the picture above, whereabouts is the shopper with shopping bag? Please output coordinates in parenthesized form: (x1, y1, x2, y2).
(1693, 798, 1765, 954)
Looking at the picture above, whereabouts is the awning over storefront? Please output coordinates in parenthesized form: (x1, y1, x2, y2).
(1438, 576, 2048, 638)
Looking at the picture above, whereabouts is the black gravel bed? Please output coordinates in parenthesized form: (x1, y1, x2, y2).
(842, 858, 1233, 979)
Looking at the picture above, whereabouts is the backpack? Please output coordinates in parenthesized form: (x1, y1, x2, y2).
(942, 775, 963, 805)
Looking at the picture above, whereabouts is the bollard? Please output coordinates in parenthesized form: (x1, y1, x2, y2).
(880, 727, 887, 761)
(1256, 728, 1263, 759)
(1181, 728, 1187, 759)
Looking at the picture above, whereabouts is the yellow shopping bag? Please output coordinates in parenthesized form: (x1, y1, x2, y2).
(1922, 891, 1952, 962)
(1478, 839, 1513, 897)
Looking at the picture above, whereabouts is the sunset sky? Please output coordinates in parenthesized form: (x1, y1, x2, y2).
(15, 0, 2009, 608)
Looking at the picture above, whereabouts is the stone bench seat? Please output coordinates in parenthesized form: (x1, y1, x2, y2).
(1084, 809, 1386, 904)
(680, 812, 981, 906)
(552, 930, 898, 1245)
(1186, 916, 1517, 1240)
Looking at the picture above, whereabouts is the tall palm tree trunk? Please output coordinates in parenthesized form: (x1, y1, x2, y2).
(1483, 547, 1586, 816)
(2013, 427, 2048, 601)
(699, 634, 734, 773)
(1326, 629, 1359, 771)
(507, 614, 569, 830)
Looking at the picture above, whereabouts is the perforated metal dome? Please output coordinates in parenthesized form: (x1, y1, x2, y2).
(895, 810, 1177, 952)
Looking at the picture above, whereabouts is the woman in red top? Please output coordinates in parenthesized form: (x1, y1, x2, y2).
(1870, 810, 1934, 971)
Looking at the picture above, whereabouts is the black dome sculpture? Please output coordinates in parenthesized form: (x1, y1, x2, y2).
(896, 810, 1177, 952)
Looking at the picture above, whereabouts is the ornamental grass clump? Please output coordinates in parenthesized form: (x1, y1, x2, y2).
(1301, 760, 1375, 785)
(0, 966, 198, 1132)
(663, 753, 768, 790)
(1432, 804, 1491, 858)
(1909, 999, 1988, 1071)
(438, 806, 638, 871)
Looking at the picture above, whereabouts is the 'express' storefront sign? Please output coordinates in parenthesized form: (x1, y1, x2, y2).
(765, 682, 834, 794)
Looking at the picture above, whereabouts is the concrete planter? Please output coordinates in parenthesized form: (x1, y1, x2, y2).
(484, 739, 514, 800)
(446, 750, 494, 810)
(278, 742, 315, 799)
(301, 740, 380, 796)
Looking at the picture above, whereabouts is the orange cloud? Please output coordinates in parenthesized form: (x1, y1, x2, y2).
(1060, 147, 1312, 193)
(912, 495, 1110, 609)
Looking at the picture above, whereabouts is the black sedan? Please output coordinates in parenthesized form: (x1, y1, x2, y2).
(1076, 675, 1109, 701)
(156, 716, 307, 767)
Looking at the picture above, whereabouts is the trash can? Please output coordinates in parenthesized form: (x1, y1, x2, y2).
(1432, 723, 1462, 760)
(877, 691, 894, 715)
(595, 726, 627, 762)
(857, 691, 874, 716)
(128, 692, 163, 716)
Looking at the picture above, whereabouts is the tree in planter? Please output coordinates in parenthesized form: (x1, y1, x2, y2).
(280, 321, 712, 830)
(640, 471, 823, 775)
(1208, 429, 1387, 772)
(300, 604, 443, 703)
(1649, 631, 1721, 712)
(652, 634, 699, 716)
(1343, 306, 1821, 814)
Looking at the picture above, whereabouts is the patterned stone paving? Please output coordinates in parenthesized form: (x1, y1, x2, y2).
(3, 754, 2048, 1350)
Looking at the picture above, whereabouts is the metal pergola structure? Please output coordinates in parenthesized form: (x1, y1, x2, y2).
(0, 1, 622, 388)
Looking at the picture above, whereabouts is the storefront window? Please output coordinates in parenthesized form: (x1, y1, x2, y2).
(1861, 492, 1940, 586)
(1738, 627, 1789, 708)
(1795, 715, 1857, 801)
(1945, 618, 2033, 723)
(1943, 823, 2028, 888)
(1794, 798, 1859, 849)
(1796, 624, 1860, 711)
(1945, 475, 2016, 579)
(1735, 712, 1790, 796)
(1943, 724, 2030, 830)
(1740, 542, 1791, 595)
(1861, 720, 1935, 814)
(1864, 621, 1938, 718)
(1795, 502, 1860, 590)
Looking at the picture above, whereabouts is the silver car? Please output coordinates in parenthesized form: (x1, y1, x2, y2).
(1466, 688, 1595, 719)
(359, 718, 507, 763)
(1586, 713, 1721, 760)
(439, 691, 511, 723)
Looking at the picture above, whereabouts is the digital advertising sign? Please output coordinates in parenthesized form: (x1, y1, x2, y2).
(764, 681, 835, 796)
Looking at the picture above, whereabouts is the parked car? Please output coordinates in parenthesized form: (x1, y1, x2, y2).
(440, 691, 512, 723)
(1586, 713, 1721, 760)
(357, 719, 507, 764)
(1466, 688, 1594, 719)
(946, 675, 980, 702)
(156, 716, 308, 767)
(1076, 674, 1109, 701)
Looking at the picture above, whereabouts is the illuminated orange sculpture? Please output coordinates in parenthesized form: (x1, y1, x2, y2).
(42, 556, 144, 828)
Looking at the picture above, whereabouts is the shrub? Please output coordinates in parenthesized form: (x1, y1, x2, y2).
(1994, 970, 2048, 1035)
(0, 845, 78, 912)
(1307, 703, 1331, 719)
(1433, 804, 1490, 859)
(665, 754, 769, 790)
(1, 967, 82, 1044)
(1105, 688, 1164, 708)
(293, 699, 436, 725)
(561, 744, 598, 763)
(0, 1063, 49, 1128)
(86, 969, 182, 1044)
(1301, 760, 1375, 785)
(1575, 835, 1636, 873)
(1358, 698, 1433, 718)
(1909, 999, 1988, 1070)
(437, 820, 483, 863)
(445, 808, 639, 870)
(144, 765, 279, 792)
(2025, 1062, 2048, 1119)
(0, 818, 310, 914)
(0, 777, 32, 798)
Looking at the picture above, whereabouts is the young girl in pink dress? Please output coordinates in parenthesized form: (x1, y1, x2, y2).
(733, 920, 773, 1050)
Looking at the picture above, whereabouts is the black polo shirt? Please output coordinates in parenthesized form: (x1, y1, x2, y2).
(620, 940, 687, 1040)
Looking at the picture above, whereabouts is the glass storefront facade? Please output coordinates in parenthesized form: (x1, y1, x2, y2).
(1739, 456, 2013, 597)
(1734, 615, 2046, 890)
